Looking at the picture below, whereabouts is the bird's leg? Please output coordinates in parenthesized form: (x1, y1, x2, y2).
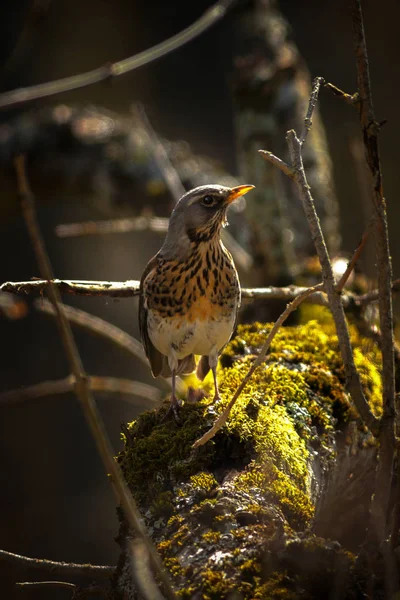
(170, 369, 180, 420)
(162, 369, 180, 422)
(211, 365, 222, 403)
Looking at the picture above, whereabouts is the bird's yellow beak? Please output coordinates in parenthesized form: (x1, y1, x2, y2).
(225, 184, 255, 204)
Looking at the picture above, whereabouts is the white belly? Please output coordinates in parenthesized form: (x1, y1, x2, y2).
(147, 308, 236, 360)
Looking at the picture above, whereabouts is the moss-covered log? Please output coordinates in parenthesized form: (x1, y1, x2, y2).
(115, 314, 382, 598)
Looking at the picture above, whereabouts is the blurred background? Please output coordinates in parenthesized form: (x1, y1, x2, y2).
(0, 0, 399, 597)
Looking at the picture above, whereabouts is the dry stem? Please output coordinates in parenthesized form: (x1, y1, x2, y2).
(14, 155, 176, 600)
(353, 0, 396, 545)
(0, 548, 114, 577)
(0, 0, 236, 109)
(0, 375, 161, 405)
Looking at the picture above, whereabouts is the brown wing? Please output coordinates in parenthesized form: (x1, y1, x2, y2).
(139, 253, 197, 378)
(139, 253, 165, 377)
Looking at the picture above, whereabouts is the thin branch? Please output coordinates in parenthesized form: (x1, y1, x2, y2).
(4, 276, 400, 309)
(0, 0, 237, 109)
(353, 0, 396, 544)
(0, 548, 114, 577)
(56, 216, 170, 238)
(55, 212, 254, 271)
(285, 129, 378, 436)
(16, 581, 77, 590)
(14, 156, 176, 600)
(301, 76, 325, 145)
(193, 283, 323, 448)
(0, 279, 335, 305)
(258, 150, 295, 179)
(324, 82, 359, 105)
(0, 375, 162, 406)
(15, 581, 107, 597)
(0, 278, 140, 297)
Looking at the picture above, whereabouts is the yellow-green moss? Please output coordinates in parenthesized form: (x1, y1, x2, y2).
(189, 472, 218, 496)
(201, 530, 221, 544)
(119, 317, 381, 532)
(118, 316, 382, 596)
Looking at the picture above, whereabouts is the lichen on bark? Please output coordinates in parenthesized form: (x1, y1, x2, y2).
(116, 314, 381, 598)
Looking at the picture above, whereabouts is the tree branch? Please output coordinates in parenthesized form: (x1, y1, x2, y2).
(285, 128, 378, 435)
(15, 581, 107, 598)
(324, 82, 359, 105)
(353, 0, 396, 545)
(14, 156, 176, 600)
(301, 76, 325, 145)
(0, 548, 114, 577)
(0, 0, 237, 109)
(0, 375, 162, 406)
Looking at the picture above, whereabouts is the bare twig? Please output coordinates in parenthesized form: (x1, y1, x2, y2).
(15, 581, 107, 597)
(4, 276, 400, 309)
(0, 0, 237, 109)
(0, 278, 341, 306)
(324, 82, 359, 105)
(16, 581, 77, 590)
(258, 150, 295, 179)
(301, 76, 325, 145)
(56, 216, 170, 238)
(14, 156, 176, 600)
(0, 278, 140, 297)
(193, 283, 323, 448)
(353, 0, 396, 544)
(285, 129, 378, 436)
(0, 548, 114, 577)
(0, 375, 162, 405)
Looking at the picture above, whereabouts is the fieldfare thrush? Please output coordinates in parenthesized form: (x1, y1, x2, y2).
(139, 183, 255, 416)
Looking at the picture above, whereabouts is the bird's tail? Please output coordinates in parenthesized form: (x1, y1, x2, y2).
(160, 354, 196, 377)
(196, 355, 210, 381)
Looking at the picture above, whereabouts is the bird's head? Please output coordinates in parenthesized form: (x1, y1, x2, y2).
(161, 184, 255, 258)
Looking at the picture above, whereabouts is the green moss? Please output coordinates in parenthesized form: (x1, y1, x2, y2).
(118, 315, 382, 596)
(253, 572, 305, 600)
(200, 569, 232, 599)
(201, 530, 221, 544)
(189, 472, 218, 497)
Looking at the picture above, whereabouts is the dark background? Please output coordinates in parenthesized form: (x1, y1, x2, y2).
(0, 0, 399, 596)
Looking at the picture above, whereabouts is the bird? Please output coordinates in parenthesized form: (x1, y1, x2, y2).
(139, 183, 255, 417)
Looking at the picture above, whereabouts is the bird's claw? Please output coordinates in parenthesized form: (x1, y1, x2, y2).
(161, 396, 181, 423)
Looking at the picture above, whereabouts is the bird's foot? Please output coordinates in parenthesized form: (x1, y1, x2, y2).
(186, 386, 208, 404)
(162, 394, 181, 423)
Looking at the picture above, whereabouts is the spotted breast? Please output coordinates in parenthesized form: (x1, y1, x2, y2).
(142, 238, 240, 375)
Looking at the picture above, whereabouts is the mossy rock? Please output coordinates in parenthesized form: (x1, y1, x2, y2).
(116, 313, 381, 598)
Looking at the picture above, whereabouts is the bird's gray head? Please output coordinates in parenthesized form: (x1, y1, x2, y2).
(161, 184, 254, 259)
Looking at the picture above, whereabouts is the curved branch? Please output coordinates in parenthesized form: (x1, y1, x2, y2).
(0, 0, 237, 109)
(0, 548, 114, 577)
(0, 375, 162, 406)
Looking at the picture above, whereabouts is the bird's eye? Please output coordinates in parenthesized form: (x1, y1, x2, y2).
(201, 195, 216, 207)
